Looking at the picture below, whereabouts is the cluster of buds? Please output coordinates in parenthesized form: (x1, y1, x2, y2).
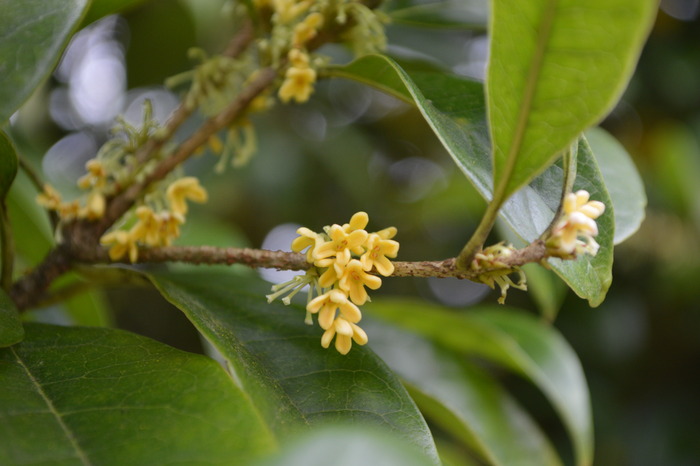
(36, 159, 108, 222)
(100, 177, 207, 262)
(267, 212, 399, 355)
(546, 190, 606, 258)
(254, 0, 387, 104)
(471, 243, 527, 304)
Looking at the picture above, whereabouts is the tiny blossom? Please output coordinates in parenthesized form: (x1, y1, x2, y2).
(548, 190, 605, 257)
(338, 259, 382, 305)
(293, 12, 324, 46)
(36, 184, 62, 210)
(58, 200, 81, 220)
(278, 65, 316, 103)
(155, 211, 184, 246)
(471, 243, 526, 304)
(307, 289, 362, 330)
(100, 230, 139, 263)
(321, 317, 368, 355)
(360, 233, 399, 276)
(291, 227, 324, 263)
(166, 177, 208, 216)
(80, 192, 106, 220)
(342, 211, 369, 233)
(77, 159, 107, 190)
(314, 225, 368, 266)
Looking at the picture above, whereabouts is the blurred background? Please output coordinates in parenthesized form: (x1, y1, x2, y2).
(6, 1, 700, 464)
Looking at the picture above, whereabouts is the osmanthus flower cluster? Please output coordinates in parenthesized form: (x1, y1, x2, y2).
(470, 243, 527, 305)
(253, 0, 388, 104)
(100, 177, 208, 262)
(267, 212, 399, 355)
(546, 190, 606, 258)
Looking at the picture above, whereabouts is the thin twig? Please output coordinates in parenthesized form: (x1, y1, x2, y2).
(80, 241, 548, 280)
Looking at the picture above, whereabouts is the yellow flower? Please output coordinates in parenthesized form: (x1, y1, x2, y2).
(293, 12, 324, 47)
(313, 224, 368, 266)
(130, 206, 161, 246)
(307, 289, 362, 330)
(36, 184, 62, 210)
(278, 66, 317, 103)
(100, 230, 139, 263)
(58, 200, 81, 220)
(338, 259, 382, 305)
(548, 190, 605, 256)
(77, 159, 107, 190)
(79, 192, 106, 220)
(291, 226, 324, 263)
(342, 211, 369, 233)
(166, 177, 208, 216)
(321, 317, 368, 355)
(288, 49, 309, 68)
(156, 211, 184, 246)
(360, 233, 399, 276)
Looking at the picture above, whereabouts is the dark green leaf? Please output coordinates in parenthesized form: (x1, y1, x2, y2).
(387, 0, 488, 30)
(0, 131, 18, 200)
(0, 0, 90, 123)
(0, 322, 275, 465)
(147, 268, 440, 464)
(585, 127, 646, 244)
(328, 55, 614, 305)
(487, 0, 657, 199)
(368, 300, 593, 466)
(82, 0, 151, 26)
(0, 289, 23, 347)
(365, 317, 562, 466)
(262, 425, 436, 466)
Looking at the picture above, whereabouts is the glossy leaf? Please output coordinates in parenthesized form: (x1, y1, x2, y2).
(0, 322, 276, 465)
(262, 425, 436, 466)
(387, 0, 488, 30)
(328, 55, 614, 305)
(509, 136, 614, 306)
(0, 289, 23, 347)
(365, 317, 562, 466)
(487, 0, 657, 199)
(0, 131, 18, 200)
(0, 0, 90, 123)
(585, 127, 646, 244)
(368, 299, 593, 466)
(147, 269, 440, 464)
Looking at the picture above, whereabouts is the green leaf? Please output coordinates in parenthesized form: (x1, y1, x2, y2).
(521, 263, 566, 321)
(328, 55, 614, 305)
(147, 268, 440, 465)
(82, 0, 150, 26)
(0, 0, 90, 123)
(6, 170, 53, 267)
(387, 0, 488, 30)
(365, 317, 562, 466)
(368, 300, 593, 466)
(514, 136, 614, 306)
(487, 0, 657, 200)
(0, 322, 275, 465)
(0, 131, 18, 200)
(0, 289, 23, 347)
(262, 425, 436, 466)
(585, 127, 646, 244)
